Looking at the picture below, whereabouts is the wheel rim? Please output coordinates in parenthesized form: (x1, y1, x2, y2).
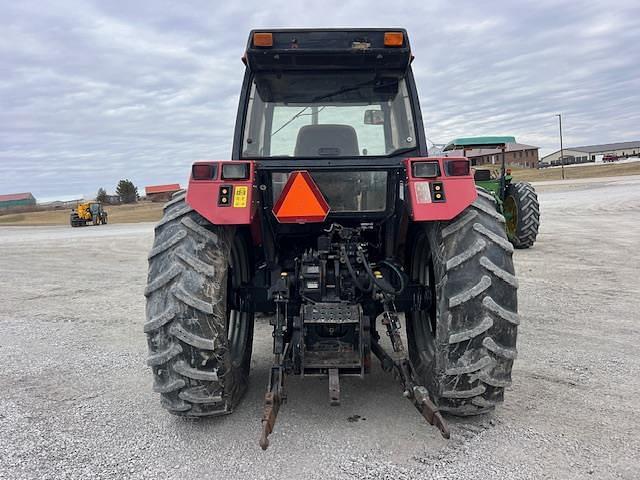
(226, 235, 250, 367)
(409, 232, 437, 361)
(504, 195, 518, 239)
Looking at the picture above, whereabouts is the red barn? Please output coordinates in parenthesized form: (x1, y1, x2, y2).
(0, 192, 36, 209)
(144, 184, 182, 202)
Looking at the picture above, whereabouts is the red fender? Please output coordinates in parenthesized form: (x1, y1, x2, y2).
(404, 157, 477, 221)
(186, 160, 257, 226)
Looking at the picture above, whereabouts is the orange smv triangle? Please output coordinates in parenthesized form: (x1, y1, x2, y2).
(273, 171, 330, 224)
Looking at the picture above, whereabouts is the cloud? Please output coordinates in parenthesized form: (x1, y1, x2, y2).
(1, 0, 639, 199)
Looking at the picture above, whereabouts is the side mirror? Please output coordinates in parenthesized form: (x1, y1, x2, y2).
(364, 109, 384, 125)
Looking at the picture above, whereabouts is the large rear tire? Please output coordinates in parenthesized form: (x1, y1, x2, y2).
(406, 189, 519, 415)
(504, 181, 539, 248)
(144, 192, 254, 416)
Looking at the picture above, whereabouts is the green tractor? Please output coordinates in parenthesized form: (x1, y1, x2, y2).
(443, 136, 540, 248)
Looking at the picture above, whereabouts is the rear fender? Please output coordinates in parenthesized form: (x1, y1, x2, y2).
(404, 157, 477, 221)
(186, 160, 257, 225)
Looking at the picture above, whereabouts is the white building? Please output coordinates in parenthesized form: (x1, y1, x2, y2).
(541, 141, 640, 166)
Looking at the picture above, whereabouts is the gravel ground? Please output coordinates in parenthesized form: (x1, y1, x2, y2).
(1, 176, 639, 479)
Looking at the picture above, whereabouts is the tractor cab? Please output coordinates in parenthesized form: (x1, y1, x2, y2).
(238, 31, 421, 160)
(233, 29, 426, 225)
(88, 202, 103, 216)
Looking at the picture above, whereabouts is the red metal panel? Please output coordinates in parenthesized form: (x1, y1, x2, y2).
(186, 161, 256, 225)
(404, 157, 477, 221)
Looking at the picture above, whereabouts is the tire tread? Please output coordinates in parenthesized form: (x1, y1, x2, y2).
(506, 182, 540, 248)
(144, 197, 246, 417)
(408, 189, 519, 416)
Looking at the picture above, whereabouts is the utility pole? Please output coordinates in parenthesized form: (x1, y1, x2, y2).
(556, 114, 565, 180)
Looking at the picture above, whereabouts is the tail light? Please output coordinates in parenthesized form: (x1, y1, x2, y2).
(222, 162, 250, 180)
(192, 163, 216, 180)
(412, 161, 440, 178)
(445, 159, 470, 176)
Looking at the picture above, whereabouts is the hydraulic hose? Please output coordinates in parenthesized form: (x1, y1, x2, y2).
(341, 245, 372, 293)
(378, 260, 407, 294)
(357, 246, 406, 295)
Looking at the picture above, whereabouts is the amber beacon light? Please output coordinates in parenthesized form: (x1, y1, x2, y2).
(253, 32, 273, 47)
(384, 31, 404, 47)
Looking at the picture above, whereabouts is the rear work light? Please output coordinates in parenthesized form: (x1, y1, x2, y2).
(192, 163, 216, 180)
(446, 159, 471, 176)
(384, 32, 404, 47)
(253, 32, 273, 47)
(412, 161, 440, 178)
(221, 163, 250, 180)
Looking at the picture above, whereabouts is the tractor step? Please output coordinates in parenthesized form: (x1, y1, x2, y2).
(303, 350, 361, 370)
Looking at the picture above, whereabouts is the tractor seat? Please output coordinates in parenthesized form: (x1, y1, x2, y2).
(294, 124, 359, 157)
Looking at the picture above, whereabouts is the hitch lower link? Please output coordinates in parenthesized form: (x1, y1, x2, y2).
(374, 305, 450, 439)
(259, 353, 287, 450)
(260, 284, 289, 450)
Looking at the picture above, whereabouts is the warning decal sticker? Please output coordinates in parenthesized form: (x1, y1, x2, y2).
(233, 186, 248, 208)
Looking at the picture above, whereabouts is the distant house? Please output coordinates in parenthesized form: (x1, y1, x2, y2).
(541, 141, 640, 166)
(40, 199, 84, 210)
(145, 184, 182, 202)
(103, 194, 122, 205)
(38, 195, 84, 209)
(0, 192, 37, 209)
(447, 143, 540, 169)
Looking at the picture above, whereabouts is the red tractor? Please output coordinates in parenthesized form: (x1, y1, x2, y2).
(144, 29, 519, 449)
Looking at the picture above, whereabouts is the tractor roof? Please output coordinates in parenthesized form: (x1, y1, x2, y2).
(443, 136, 517, 152)
(244, 28, 412, 72)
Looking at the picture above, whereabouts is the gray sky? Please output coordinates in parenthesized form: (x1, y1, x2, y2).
(2, 0, 639, 199)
